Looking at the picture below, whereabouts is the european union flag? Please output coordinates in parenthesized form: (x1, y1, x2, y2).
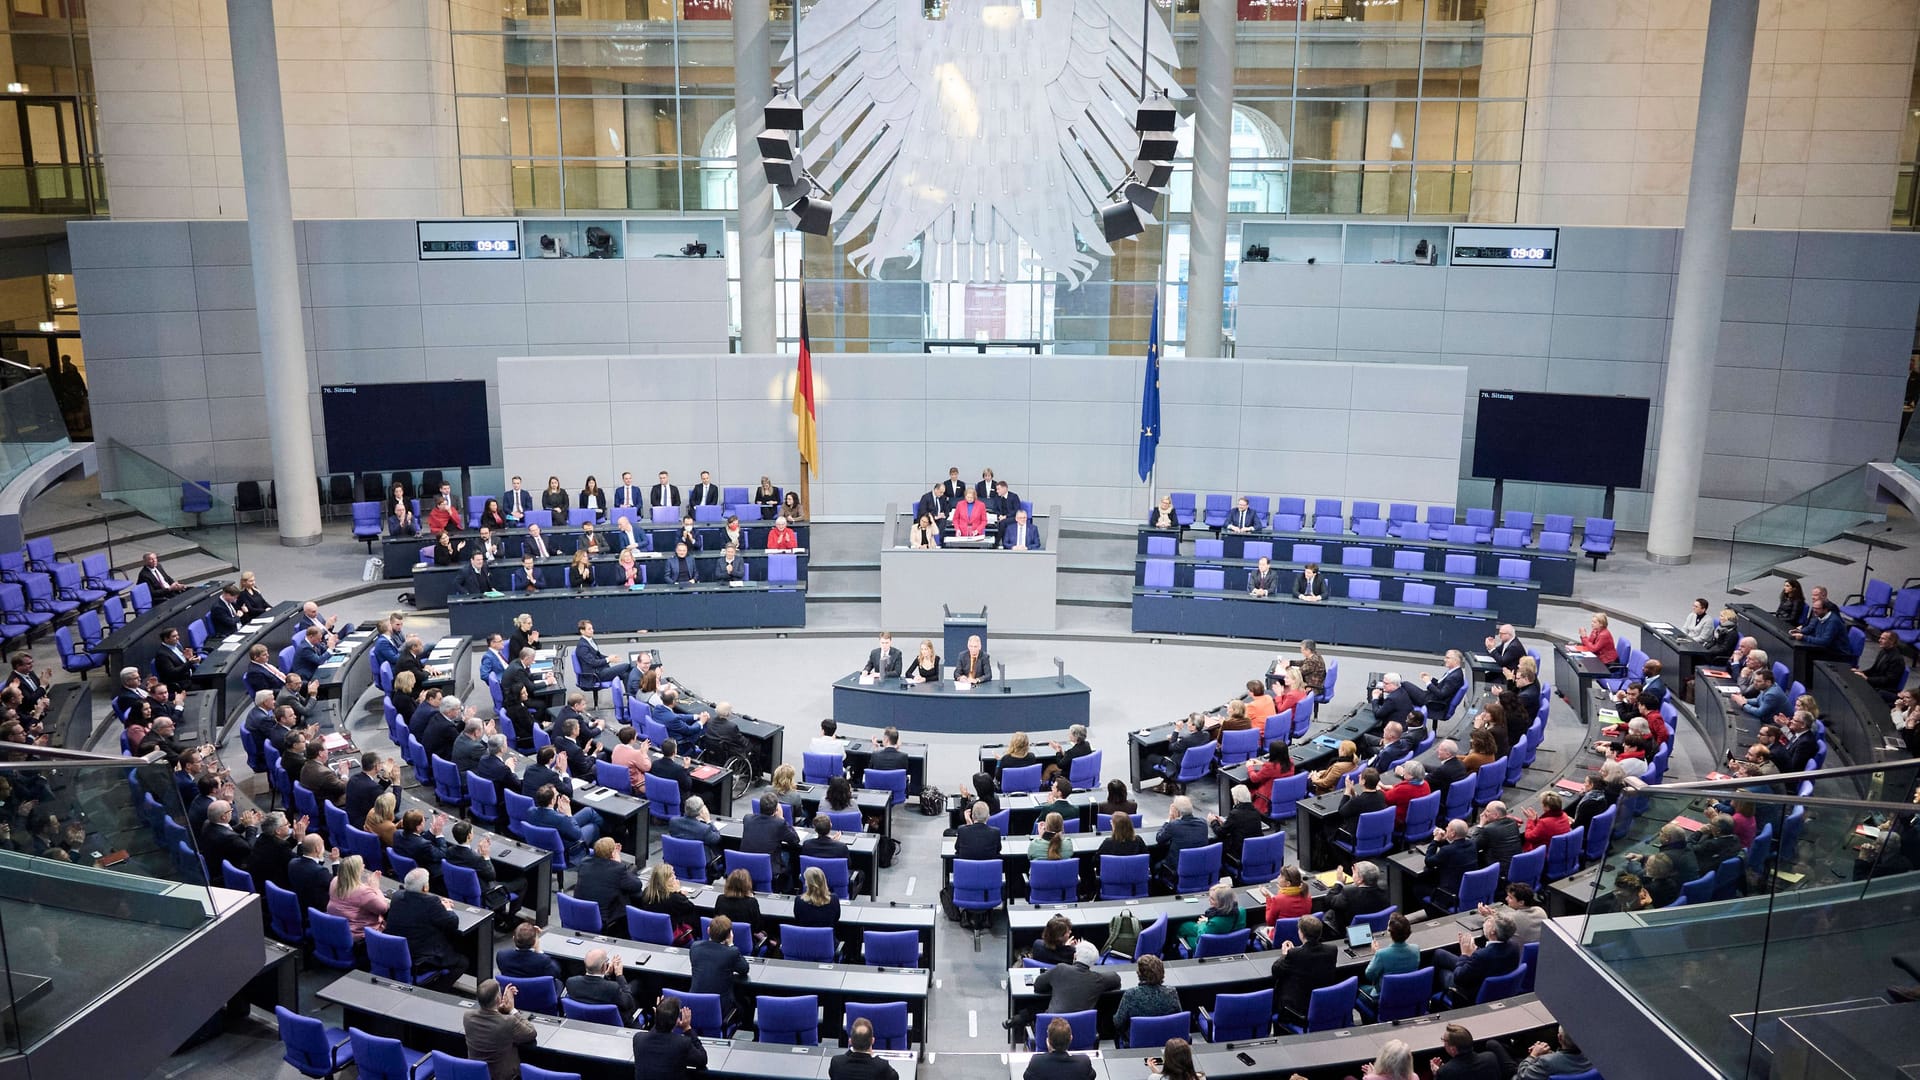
(1137, 295, 1161, 483)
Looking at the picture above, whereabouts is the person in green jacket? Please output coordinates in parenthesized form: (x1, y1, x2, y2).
(1177, 880, 1246, 951)
(1360, 912, 1422, 1004)
(1114, 955, 1183, 1046)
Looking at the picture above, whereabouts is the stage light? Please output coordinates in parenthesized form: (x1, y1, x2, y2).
(1123, 181, 1159, 214)
(1135, 96, 1177, 132)
(757, 132, 794, 159)
(1098, 198, 1145, 242)
(1137, 133, 1177, 162)
(1133, 157, 1173, 189)
(790, 195, 834, 236)
(764, 91, 804, 132)
(763, 157, 803, 187)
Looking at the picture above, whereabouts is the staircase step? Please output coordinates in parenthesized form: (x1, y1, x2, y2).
(110, 535, 206, 573)
(37, 520, 177, 561)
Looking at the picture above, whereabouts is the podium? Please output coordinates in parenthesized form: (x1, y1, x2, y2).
(942, 606, 987, 663)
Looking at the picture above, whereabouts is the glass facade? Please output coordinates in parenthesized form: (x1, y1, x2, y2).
(0, 0, 102, 216)
(451, 0, 1532, 353)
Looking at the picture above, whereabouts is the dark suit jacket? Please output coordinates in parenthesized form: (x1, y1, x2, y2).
(1370, 686, 1415, 732)
(247, 832, 298, 890)
(1490, 638, 1525, 672)
(1337, 788, 1388, 826)
(955, 822, 1002, 860)
(1023, 1050, 1095, 1080)
(650, 485, 683, 510)
(456, 565, 491, 596)
(1424, 837, 1479, 898)
(291, 641, 330, 681)
(153, 646, 196, 693)
(1248, 569, 1281, 594)
(1003, 522, 1042, 550)
(288, 854, 334, 914)
(475, 754, 521, 796)
(574, 854, 647, 932)
(138, 563, 182, 594)
(393, 828, 449, 881)
(740, 812, 800, 871)
(663, 556, 700, 584)
(1033, 962, 1121, 1013)
(1436, 1049, 1504, 1080)
(1414, 667, 1465, 718)
(1271, 940, 1339, 1016)
(200, 821, 256, 871)
(345, 772, 390, 828)
(496, 947, 562, 980)
(384, 889, 463, 970)
(1292, 572, 1328, 598)
(566, 972, 637, 1019)
(1322, 882, 1389, 931)
(865, 647, 903, 677)
(689, 938, 749, 1014)
(208, 600, 244, 638)
(1226, 507, 1261, 531)
(830, 1051, 900, 1080)
(1450, 939, 1521, 1002)
(688, 482, 720, 508)
(1429, 756, 1468, 796)
(953, 650, 993, 683)
(914, 493, 942, 521)
(632, 1028, 706, 1080)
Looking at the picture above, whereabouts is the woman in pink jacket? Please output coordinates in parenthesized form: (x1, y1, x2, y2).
(325, 854, 388, 940)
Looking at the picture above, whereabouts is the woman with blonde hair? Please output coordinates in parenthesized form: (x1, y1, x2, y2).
(998, 731, 1034, 774)
(904, 639, 941, 682)
(364, 792, 399, 847)
(326, 854, 388, 940)
(390, 668, 419, 719)
(770, 763, 804, 812)
(793, 865, 839, 926)
(1029, 812, 1073, 861)
(638, 858, 698, 942)
(567, 549, 594, 589)
(1309, 740, 1359, 794)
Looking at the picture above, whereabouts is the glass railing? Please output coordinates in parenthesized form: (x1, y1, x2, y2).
(0, 372, 69, 496)
(1725, 465, 1884, 589)
(0, 743, 226, 1054)
(1567, 761, 1920, 1079)
(97, 440, 239, 571)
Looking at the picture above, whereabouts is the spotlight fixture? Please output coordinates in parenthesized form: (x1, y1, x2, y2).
(1135, 95, 1177, 132)
(1122, 181, 1159, 214)
(1137, 132, 1178, 162)
(1133, 157, 1174, 189)
(1098, 197, 1145, 243)
(763, 156, 803, 187)
(756, 132, 794, 159)
(790, 194, 834, 237)
(764, 91, 804, 132)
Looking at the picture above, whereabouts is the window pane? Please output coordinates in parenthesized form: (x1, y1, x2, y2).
(561, 159, 681, 211)
(1414, 100, 1464, 161)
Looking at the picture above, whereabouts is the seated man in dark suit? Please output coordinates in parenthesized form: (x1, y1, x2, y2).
(445, 820, 515, 913)
(384, 868, 469, 990)
(799, 814, 852, 862)
(1484, 624, 1526, 681)
(1270, 914, 1340, 1022)
(1002, 509, 1043, 550)
(474, 735, 522, 796)
(1022, 1017, 1095, 1080)
(1334, 768, 1388, 843)
(495, 922, 563, 980)
(1432, 1022, 1510, 1080)
(290, 626, 332, 683)
(1292, 562, 1329, 601)
(662, 542, 701, 585)
(573, 620, 639, 695)
(524, 782, 601, 864)
(739, 793, 801, 889)
(1321, 861, 1390, 932)
(1224, 496, 1262, 534)
(1153, 795, 1211, 879)
(391, 808, 451, 889)
(1409, 650, 1467, 723)
(649, 740, 693, 800)
(1432, 911, 1521, 1003)
(151, 626, 202, 695)
(560, 945, 637, 1022)
(954, 801, 1002, 860)
(455, 551, 492, 596)
(1010, 941, 1120, 1042)
(137, 551, 189, 597)
(1424, 819, 1481, 906)
(831, 1018, 900, 1080)
(1362, 721, 1417, 773)
(865, 726, 912, 775)
(1368, 673, 1416, 735)
(287, 832, 335, 915)
(863, 633, 903, 679)
(914, 483, 944, 524)
(573, 836, 645, 933)
(242, 642, 288, 696)
(207, 585, 248, 638)
(1791, 585, 1848, 658)
(1247, 556, 1281, 597)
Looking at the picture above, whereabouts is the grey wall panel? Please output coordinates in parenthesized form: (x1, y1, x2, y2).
(421, 304, 528, 348)
(317, 348, 426, 385)
(1031, 402, 1141, 444)
(609, 354, 715, 402)
(68, 220, 190, 268)
(1547, 315, 1669, 362)
(1714, 321, 1786, 368)
(311, 305, 425, 350)
(1775, 371, 1907, 422)
(525, 301, 626, 345)
(1720, 277, 1793, 323)
(1443, 266, 1557, 312)
(1771, 417, 1902, 465)
(193, 265, 257, 310)
(1707, 369, 1781, 414)
(83, 311, 203, 359)
(1238, 304, 1339, 350)
(198, 308, 262, 355)
(1337, 307, 1444, 354)
(85, 356, 207, 403)
(188, 220, 254, 266)
(307, 262, 420, 308)
(1728, 229, 1797, 277)
(1788, 278, 1920, 329)
(1239, 407, 1349, 452)
(72, 265, 199, 314)
(502, 355, 611, 403)
(202, 352, 267, 398)
(1782, 324, 1915, 372)
(1032, 357, 1137, 401)
(1792, 230, 1920, 282)
(1554, 226, 1676, 272)
(92, 398, 213, 448)
(300, 219, 417, 264)
(1342, 264, 1447, 310)
(418, 260, 526, 305)
(1441, 311, 1554, 357)
(1552, 270, 1673, 318)
(522, 260, 627, 304)
(1349, 363, 1461, 411)
(627, 260, 727, 303)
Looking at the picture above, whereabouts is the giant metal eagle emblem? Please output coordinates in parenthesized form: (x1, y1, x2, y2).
(777, 0, 1181, 286)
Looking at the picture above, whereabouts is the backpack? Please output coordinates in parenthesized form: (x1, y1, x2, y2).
(918, 785, 945, 816)
(877, 835, 902, 868)
(1105, 908, 1142, 959)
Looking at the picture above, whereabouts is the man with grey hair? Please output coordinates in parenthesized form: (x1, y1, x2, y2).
(1322, 859, 1389, 932)
(564, 945, 637, 1021)
(198, 798, 261, 874)
(955, 800, 1001, 860)
(1471, 800, 1524, 871)
(1434, 910, 1521, 1004)
(420, 694, 470, 762)
(1207, 783, 1267, 864)
(243, 688, 278, 744)
(276, 672, 327, 726)
(1429, 738, 1468, 798)
(1424, 818, 1478, 904)
(1369, 672, 1415, 734)
(474, 734, 521, 795)
(1364, 720, 1415, 773)
(463, 977, 537, 1080)
(246, 809, 301, 891)
(1485, 623, 1524, 680)
(1155, 794, 1210, 877)
(452, 715, 493, 774)
(385, 866, 467, 989)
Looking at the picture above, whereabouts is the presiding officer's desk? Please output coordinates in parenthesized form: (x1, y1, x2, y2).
(879, 544, 1059, 633)
(831, 673, 1092, 735)
(99, 581, 222, 679)
(320, 971, 921, 1080)
(448, 580, 805, 636)
(414, 549, 810, 609)
(1144, 527, 1578, 597)
(1132, 587, 1497, 654)
(679, 882, 939, 970)
(1137, 556, 1541, 628)
(1004, 996, 1556, 1080)
(540, 929, 932, 1043)
(381, 521, 812, 580)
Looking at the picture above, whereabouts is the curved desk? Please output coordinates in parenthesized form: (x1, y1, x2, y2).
(831, 673, 1091, 735)
(1132, 587, 1496, 654)
(446, 582, 805, 636)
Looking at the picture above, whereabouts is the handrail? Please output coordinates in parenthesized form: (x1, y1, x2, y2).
(0, 740, 162, 768)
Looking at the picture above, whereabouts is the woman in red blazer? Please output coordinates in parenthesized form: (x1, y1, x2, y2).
(1576, 612, 1618, 666)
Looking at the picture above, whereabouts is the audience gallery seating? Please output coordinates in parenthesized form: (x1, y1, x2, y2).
(1153, 492, 1608, 558)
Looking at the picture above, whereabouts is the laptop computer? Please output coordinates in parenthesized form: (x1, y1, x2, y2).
(1345, 924, 1374, 950)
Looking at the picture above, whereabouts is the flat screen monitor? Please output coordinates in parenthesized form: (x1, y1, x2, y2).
(321, 381, 491, 474)
(1471, 390, 1650, 489)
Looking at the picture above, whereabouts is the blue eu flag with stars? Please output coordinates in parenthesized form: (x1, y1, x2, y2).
(1137, 296, 1161, 483)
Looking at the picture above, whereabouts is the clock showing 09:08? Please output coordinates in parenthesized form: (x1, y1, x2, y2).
(1449, 227, 1559, 268)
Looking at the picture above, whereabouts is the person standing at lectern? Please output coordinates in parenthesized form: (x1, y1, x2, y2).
(952, 489, 988, 539)
(905, 640, 942, 684)
(865, 632, 903, 679)
(956, 635, 993, 686)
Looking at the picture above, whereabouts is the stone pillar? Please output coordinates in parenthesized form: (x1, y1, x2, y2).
(227, 0, 321, 546)
(731, 0, 778, 355)
(1183, 0, 1235, 358)
(1645, 0, 1758, 564)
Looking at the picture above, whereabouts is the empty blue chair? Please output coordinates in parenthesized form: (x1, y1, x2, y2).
(1465, 508, 1495, 542)
(1313, 497, 1342, 520)
(866, 767, 908, 807)
(1583, 517, 1615, 567)
(1492, 527, 1526, 549)
(595, 760, 633, 794)
(1312, 514, 1343, 534)
(1442, 552, 1475, 576)
(1183, 927, 1250, 959)
(952, 858, 1005, 921)
(1399, 791, 1441, 844)
(1348, 578, 1380, 602)
(1386, 503, 1420, 537)
(1145, 535, 1175, 556)
(1341, 546, 1374, 568)
(1126, 1010, 1192, 1049)
(626, 906, 676, 946)
(264, 881, 306, 943)
(662, 835, 711, 884)
(181, 480, 214, 517)
(222, 859, 255, 893)
(1537, 530, 1573, 553)
(1391, 549, 1424, 572)
(780, 923, 840, 963)
(1475, 965, 1528, 1005)
(1403, 582, 1436, 606)
(1364, 967, 1434, 1022)
(646, 784, 682, 823)
(54, 625, 106, 672)
(1002, 762, 1045, 793)
(1168, 842, 1223, 894)
(347, 1028, 431, 1080)
(1506, 846, 1546, 891)
(804, 752, 844, 785)
(1197, 988, 1272, 1042)
(1267, 772, 1311, 824)
(1068, 749, 1102, 791)
(277, 1006, 353, 1078)
(366, 927, 445, 986)
(757, 994, 820, 1045)
(520, 824, 570, 884)
(1286, 975, 1359, 1033)
(1143, 559, 1175, 590)
(1236, 831, 1285, 884)
(560, 998, 626, 1026)
(1031, 1009, 1098, 1051)
(1350, 501, 1381, 527)
(844, 1001, 910, 1051)
(1333, 806, 1396, 861)
(430, 755, 466, 810)
(1099, 853, 1150, 900)
(1202, 494, 1230, 528)
(1351, 906, 1397, 934)
(1354, 518, 1389, 537)
(500, 974, 561, 1016)
(1243, 540, 1273, 562)
(825, 809, 864, 832)
(1424, 506, 1455, 540)
(1273, 497, 1306, 531)
(1454, 587, 1488, 611)
(1471, 758, 1506, 808)
(308, 909, 357, 970)
(1544, 826, 1584, 880)
(863, 929, 921, 967)
(466, 774, 501, 826)
(351, 502, 384, 548)
(1194, 567, 1225, 591)
(1453, 864, 1499, 913)
(1584, 808, 1616, 862)
(443, 862, 486, 909)
(1291, 543, 1322, 563)
(80, 552, 132, 593)
(1681, 871, 1716, 906)
(557, 892, 602, 934)
(428, 1052, 490, 1080)
(1027, 858, 1080, 905)
(1841, 579, 1895, 621)
(1168, 742, 1215, 792)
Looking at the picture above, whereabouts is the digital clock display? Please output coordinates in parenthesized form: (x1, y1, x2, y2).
(1449, 227, 1559, 268)
(417, 221, 523, 260)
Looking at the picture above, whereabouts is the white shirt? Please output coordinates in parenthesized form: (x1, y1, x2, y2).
(808, 735, 845, 758)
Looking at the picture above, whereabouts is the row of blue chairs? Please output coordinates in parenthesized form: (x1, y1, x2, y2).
(278, 1008, 588, 1080)
(1145, 559, 1503, 613)
(0, 542, 147, 668)
(1151, 536, 1551, 579)
(359, 489, 784, 544)
(1161, 495, 1613, 555)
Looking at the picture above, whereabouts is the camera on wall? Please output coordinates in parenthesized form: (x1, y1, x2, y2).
(680, 241, 709, 257)
(1244, 243, 1269, 263)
